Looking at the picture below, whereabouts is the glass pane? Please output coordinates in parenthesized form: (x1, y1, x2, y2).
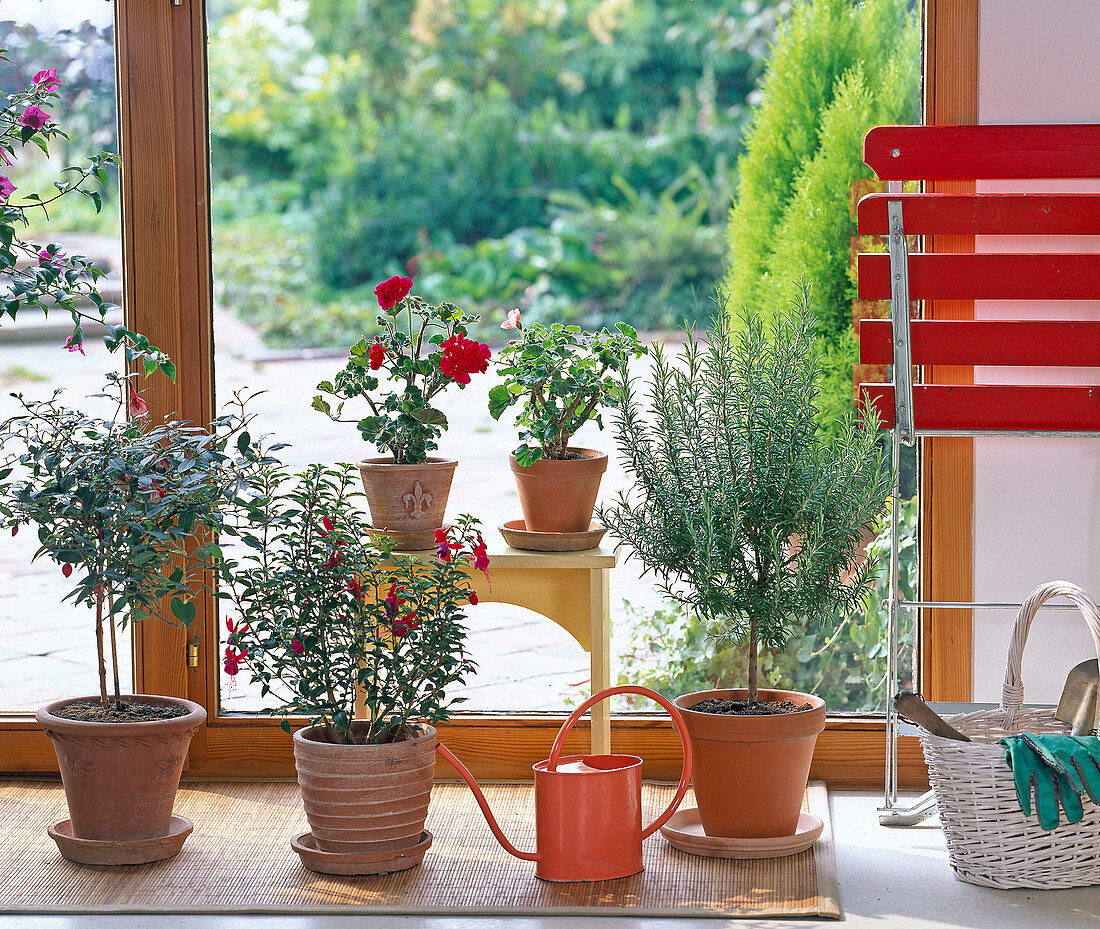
(0, 8, 128, 710)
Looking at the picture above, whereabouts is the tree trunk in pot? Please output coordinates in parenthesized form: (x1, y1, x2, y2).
(292, 724, 437, 855)
(673, 688, 825, 838)
(509, 448, 607, 533)
(36, 695, 205, 842)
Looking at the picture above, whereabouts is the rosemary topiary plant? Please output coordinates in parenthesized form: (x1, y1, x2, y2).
(599, 283, 890, 705)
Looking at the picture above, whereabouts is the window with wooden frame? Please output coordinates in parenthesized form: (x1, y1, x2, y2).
(1, 0, 976, 789)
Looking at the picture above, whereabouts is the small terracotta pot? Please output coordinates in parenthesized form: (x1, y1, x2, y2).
(36, 694, 206, 842)
(293, 723, 437, 856)
(673, 688, 826, 839)
(357, 458, 457, 540)
(509, 447, 608, 533)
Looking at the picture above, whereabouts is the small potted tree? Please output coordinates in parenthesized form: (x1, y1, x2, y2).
(599, 285, 889, 841)
(489, 311, 646, 537)
(219, 462, 487, 875)
(313, 276, 491, 548)
(0, 374, 263, 864)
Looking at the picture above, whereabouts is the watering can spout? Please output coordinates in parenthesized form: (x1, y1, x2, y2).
(436, 743, 539, 862)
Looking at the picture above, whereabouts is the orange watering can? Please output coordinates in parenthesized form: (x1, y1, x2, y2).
(436, 685, 692, 882)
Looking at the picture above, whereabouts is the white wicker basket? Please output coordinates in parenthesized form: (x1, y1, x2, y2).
(919, 580, 1100, 889)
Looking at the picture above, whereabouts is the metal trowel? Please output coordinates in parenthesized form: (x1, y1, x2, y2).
(1056, 659, 1100, 736)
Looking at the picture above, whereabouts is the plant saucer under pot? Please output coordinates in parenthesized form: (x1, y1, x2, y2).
(357, 457, 458, 549)
(509, 447, 607, 534)
(36, 694, 206, 865)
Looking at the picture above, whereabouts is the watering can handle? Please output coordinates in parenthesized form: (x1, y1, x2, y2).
(547, 685, 693, 840)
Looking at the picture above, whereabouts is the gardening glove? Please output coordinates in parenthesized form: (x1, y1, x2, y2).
(1001, 735, 1081, 830)
(1020, 734, 1100, 804)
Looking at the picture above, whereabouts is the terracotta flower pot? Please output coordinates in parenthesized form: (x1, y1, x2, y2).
(36, 694, 206, 843)
(357, 457, 457, 540)
(293, 723, 437, 862)
(673, 688, 826, 839)
(509, 447, 608, 533)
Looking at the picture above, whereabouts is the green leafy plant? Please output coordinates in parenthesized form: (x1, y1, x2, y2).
(218, 462, 486, 745)
(599, 283, 890, 704)
(488, 315, 646, 465)
(0, 48, 173, 380)
(313, 276, 491, 464)
(0, 374, 266, 714)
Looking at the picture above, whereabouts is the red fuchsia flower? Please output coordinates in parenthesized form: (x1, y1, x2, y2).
(374, 275, 413, 311)
(319, 516, 334, 535)
(127, 384, 149, 419)
(63, 334, 84, 355)
(291, 638, 305, 655)
(469, 591, 479, 606)
(321, 543, 345, 569)
(368, 339, 387, 370)
(471, 533, 490, 583)
(225, 616, 250, 647)
(10, 525, 17, 537)
(0, 176, 14, 202)
(393, 610, 419, 638)
(439, 333, 491, 385)
(435, 527, 463, 563)
(344, 577, 362, 600)
(19, 105, 50, 130)
(32, 68, 59, 91)
(383, 582, 407, 618)
(61, 563, 73, 578)
(500, 307, 521, 330)
(223, 644, 247, 676)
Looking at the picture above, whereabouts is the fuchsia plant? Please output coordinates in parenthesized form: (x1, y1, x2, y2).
(219, 462, 488, 745)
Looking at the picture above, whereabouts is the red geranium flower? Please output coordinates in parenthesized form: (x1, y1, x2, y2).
(368, 339, 387, 370)
(439, 333, 491, 385)
(374, 275, 413, 311)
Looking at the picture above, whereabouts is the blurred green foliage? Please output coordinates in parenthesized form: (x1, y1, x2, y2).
(722, 0, 920, 437)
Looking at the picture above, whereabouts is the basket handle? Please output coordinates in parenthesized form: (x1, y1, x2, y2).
(1000, 581, 1100, 726)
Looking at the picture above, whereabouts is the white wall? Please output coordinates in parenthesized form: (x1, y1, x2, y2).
(971, 0, 1100, 702)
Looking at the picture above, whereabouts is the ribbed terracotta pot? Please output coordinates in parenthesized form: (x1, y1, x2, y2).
(357, 458, 457, 543)
(36, 694, 206, 842)
(292, 723, 437, 858)
(509, 447, 608, 533)
(673, 688, 826, 839)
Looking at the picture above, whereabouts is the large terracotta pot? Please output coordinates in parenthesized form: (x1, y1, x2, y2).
(509, 447, 608, 533)
(357, 458, 457, 546)
(36, 694, 205, 842)
(673, 688, 826, 839)
(292, 723, 436, 861)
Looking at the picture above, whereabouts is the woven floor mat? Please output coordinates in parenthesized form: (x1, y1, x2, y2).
(0, 778, 839, 918)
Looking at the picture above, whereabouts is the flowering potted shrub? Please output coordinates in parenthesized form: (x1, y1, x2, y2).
(219, 462, 487, 874)
(598, 289, 889, 841)
(0, 51, 172, 377)
(313, 276, 491, 548)
(0, 374, 264, 863)
(488, 310, 646, 533)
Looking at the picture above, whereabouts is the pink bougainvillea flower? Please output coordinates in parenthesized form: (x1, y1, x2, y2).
(291, 638, 304, 655)
(32, 68, 59, 91)
(223, 645, 247, 676)
(38, 247, 65, 267)
(368, 339, 387, 370)
(61, 563, 73, 578)
(63, 334, 84, 355)
(374, 275, 413, 311)
(439, 333, 491, 385)
(500, 307, 521, 330)
(127, 384, 149, 419)
(0, 175, 15, 202)
(19, 105, 50, 130)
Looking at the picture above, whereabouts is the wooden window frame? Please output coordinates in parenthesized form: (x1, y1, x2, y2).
(2, 0, 977, 788)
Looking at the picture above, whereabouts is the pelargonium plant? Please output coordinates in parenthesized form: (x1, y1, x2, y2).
(488, 310, 647, 465)
(0, 374, 267, 718)
(0, 49, 172, 379)
(313, 276, 491, 464)
(218, 462, 488, 745)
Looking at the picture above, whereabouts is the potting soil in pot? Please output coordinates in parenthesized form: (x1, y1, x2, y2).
(51, 700, 191, 723)
(690, 698, 813, 716)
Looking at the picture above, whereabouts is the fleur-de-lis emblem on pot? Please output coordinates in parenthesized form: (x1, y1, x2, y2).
(402, 481, 433, 519)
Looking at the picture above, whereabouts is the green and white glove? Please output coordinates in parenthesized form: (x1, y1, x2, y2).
(1001, 735, 1082, 830)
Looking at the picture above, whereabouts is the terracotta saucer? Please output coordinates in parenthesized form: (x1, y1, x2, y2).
(291, 830, 433, 875)
(367, 523, 451, 552)
(499, 519, 608, 552)
(660, 809, 823, 859)
(48, 815, 194, 865)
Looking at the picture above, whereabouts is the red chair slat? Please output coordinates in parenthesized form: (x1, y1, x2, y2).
(859, 320, 1100, 366)
(858, 253, 1100, 301)
(857, 193, 1100, 236)
(865, 125, 1100, 181)
(860, 384, 1100, 431)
